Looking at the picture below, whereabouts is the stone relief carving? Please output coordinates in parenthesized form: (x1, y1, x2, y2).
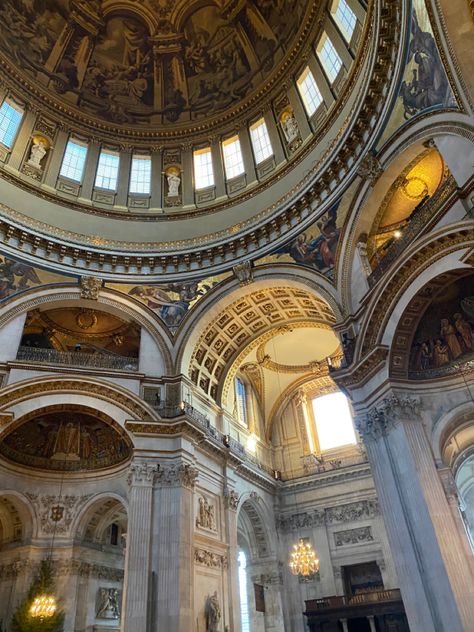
(233, 260, 254, 286)
(80, 275, 103, 300)
(26, 493, 91, 534)
(357, 394, 421, 440)
(0, 559, 124, 581)
(196, 496, 217, 531)
(194, 548, 227, 569)
(223, 487, 239, 511)
(27, 139, 48, 170)
(334, 526, 374, 546)
(278, 500, 379, 533)
(96, 587, 121, 619)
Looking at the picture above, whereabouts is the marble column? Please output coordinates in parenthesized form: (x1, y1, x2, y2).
(153, 461, 198, 632)
(367, 615, 376, 632)
(357, 393, 474, 632)
(121, 459, 158, 632)
(224, 487, 242, 632)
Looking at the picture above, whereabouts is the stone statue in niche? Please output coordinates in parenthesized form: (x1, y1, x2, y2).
(205, 591, 221, 632)
(281, 110, 300, 145)
(196, 496, 217, 531)
(96, 587, 120, 619)
(27, 138, 47, 170)
(166, 168, 181, 198)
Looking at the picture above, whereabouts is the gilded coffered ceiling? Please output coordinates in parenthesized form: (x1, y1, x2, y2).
(0, 0, 318, 136)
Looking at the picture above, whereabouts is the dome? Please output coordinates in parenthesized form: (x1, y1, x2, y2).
(0, 0, 315, 133)
(0, 0, 397, 280)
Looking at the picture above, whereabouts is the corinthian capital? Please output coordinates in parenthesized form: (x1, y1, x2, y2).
(357, 393, 421, 440)
(155, 463, 198, 490)
(127, 461, 159, 485)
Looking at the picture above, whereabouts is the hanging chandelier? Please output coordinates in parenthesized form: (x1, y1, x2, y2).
(30, 594, 57, 618)
(289, 538, 320, 577)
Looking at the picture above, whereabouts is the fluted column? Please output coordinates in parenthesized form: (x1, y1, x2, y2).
(357, 393, 474, 632)
(153, 461, 198, 632)
(121, 459, 158, 632)
(224, 487, 241, 632)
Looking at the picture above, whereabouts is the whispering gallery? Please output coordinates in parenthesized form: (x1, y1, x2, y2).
(0, 0, 473, 631)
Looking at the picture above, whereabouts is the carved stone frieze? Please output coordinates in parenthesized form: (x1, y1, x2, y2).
(26, 493, 91, 535)
(194, 548, 227, 569)
(0, 559, 124, 582)
(334, 526, 374, 547)
(279, 500, 379, 533)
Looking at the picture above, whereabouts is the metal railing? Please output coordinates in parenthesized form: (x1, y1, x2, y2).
(16, 346, 139, 371)
(368, 176, 457, 288)
(306, 589, 402, 612)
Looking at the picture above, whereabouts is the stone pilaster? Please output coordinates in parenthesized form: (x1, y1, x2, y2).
(223, 486, 241, 632)
(153, 461, 198, 632)
(121, 459, 159, 632)
(357, 393, 474, 632)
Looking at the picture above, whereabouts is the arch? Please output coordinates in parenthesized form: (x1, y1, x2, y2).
(388, 268, 474, 379)
(0, 490, 36, 545)
(237, 496, 274, 561)
(0, 283, 173, 374)
(0, 375, 157, 450)
(177, 268, 341, 403)
(102, 1, 159, 34)
(74, 492, 128, 544)
(339, 118, 474, 313)
(355, 224, 474, 365)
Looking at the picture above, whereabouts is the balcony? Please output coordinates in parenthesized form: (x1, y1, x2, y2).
(368, 175, 457, 288)
(305, 589, 408, 632)
(16, 346, 139, 371)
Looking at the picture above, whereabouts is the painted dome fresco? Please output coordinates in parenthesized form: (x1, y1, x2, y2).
(0, 0, 314, 135)
(0, 409, 132, 472)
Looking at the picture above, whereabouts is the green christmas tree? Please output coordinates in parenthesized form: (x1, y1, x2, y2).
(11, 560, 64, 632)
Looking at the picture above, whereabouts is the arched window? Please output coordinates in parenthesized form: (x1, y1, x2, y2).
(236, 377, 248, 427)
(238, 550, 251, 632)
(312, 391, 356, 450)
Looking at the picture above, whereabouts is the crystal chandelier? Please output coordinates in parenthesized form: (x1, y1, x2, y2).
(30, 594, 57, 618)
(289, 538, 320, 577)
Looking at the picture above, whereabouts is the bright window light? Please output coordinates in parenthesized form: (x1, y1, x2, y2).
(250, 118, 273, 164)
(312, 391, 356, 451)
(238, 551, 250, 632)
(222, 135, 245, 180)
(332, 0, 357, 42)
(193, 147, 214, 189)
(246, 433, 257, 454)
(236, 377, 248, 427)
(0, 101, 23, 148)
(317, 34, 343, 83)
(95, 150, 120, 190)
(297, 67, 323, 116)
(129, 155, 151, 194)
(59, 139, 88, 182)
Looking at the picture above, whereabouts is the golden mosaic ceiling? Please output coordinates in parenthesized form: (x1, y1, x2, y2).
(0, 0, 319, 136)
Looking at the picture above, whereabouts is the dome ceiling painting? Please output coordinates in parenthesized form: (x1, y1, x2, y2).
(0, 409, 132, 472)
(0, 0, 312, 131)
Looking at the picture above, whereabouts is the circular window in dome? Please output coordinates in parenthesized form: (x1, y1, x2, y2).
(0, 409, 132, 472)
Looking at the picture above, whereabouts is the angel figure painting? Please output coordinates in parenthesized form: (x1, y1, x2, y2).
(0, 255, 70, 300)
